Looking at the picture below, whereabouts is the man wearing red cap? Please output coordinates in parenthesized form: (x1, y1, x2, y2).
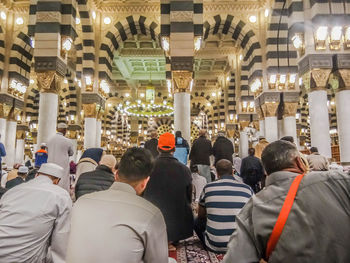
(144, 132, 193, 249)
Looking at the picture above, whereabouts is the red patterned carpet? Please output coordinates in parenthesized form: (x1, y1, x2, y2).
(169, 235, 224, 263)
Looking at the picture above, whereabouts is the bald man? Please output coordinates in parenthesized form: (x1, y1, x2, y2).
(75, 155, 117, 199)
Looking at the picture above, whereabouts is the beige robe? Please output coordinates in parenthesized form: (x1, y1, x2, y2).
(47, 133, 74, 192)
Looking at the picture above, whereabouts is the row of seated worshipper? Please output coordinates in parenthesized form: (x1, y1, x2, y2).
(0, 135, 349, 262)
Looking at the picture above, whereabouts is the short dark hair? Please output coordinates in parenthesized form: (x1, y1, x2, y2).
(310, 147, 318, 153)
(118, 147, 154, 182)
(248, 148, 255, 156)
(216, 159, 233, 177)
(190, 164, 198, 173)
(261, 140, 300, 175)
(280, 136, 294, 143)
(175, 131, 182, 137)
(157, 147, 175, 154)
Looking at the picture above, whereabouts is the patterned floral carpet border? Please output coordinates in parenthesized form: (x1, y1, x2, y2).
(174, 236, 224, 263)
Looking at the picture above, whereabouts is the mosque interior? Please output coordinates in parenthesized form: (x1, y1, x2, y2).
(0, 0, 349, 166)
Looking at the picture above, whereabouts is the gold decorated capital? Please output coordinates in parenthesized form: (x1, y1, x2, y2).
(172, 71, 193, 93)
(283, 102, 298, 117)
(36, 71, 61, 94)
(0, 104, 4, 118)
(310, 69, 331, 90)
(16, 130, 25, 140)
(261, 102, 278, 117)
(83, 103, 97, 118)
(256, 107, 264, 120)
(338, 69, 350, 90)
(68, 130, 77, 139)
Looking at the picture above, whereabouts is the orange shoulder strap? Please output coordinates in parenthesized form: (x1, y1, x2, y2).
(265, 173, 305, 260)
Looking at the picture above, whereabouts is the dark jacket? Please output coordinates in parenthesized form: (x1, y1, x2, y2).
(174, 136, 190, 165)
(75, 165, 115, 200)
(189, 136, 212, 166)
(26, 168, 38, 182)
(6, 177, 25, 189)
(143, 153, 193, 242)
(212, 136, 234, 164)
(240, 155, 264, 192)
(144, 138, 159, 158)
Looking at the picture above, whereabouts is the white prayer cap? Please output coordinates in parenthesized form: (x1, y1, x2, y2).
(57, 123, 68, 129)
(18, 166, 29, 174)
(40, 143, 47, 147)
(38, 163, 64, 179)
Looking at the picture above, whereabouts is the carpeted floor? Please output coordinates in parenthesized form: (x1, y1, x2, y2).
(169, 235, 224, 263)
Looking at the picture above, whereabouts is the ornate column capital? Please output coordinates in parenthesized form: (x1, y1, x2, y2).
(36, 71, 62, 94)
(16, 130, 25, 140)
(7, 104, 15, 121)
(256, 107, 264, 120)
(337, 69, 350, 91)
(82, 103, 97, 118)
(310, 69, 332, 90)
(0, 104, 4, 118)
(283, 102, 298, 117)
(172, 71, 193, 93)
(261, 102, 278, 117)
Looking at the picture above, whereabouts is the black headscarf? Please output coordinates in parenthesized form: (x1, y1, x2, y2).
(80, 148, 104, 163)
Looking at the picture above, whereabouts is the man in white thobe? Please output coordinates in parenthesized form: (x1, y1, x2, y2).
(0, 163, 72, 263)
(47, 123, 74, 192)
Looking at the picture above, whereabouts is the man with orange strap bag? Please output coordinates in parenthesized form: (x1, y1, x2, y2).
(223, 140, 350, 263)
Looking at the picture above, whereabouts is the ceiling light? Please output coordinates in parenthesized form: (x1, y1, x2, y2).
(264, 9, 269, 17)
(104, 16, 111, 25)
(194, 37, 202, 51)
(249, 15, 257, 23)
(212, 92, 216, 97)
(92, 11, 96, 20)
(161, 37, 170, 52)
(269, 74, 277, 84)
(125, 93, 130, 97)
(292, 34, 303, 49)
(239, 54, 243, 61)
(0, 11, 6, 20)
(316, 26, 328, 41)
(345, 27, 350, 49)
(279, 74, 286, 84)
(242, 101, 248, 108)
(331, 26, 342, 41)
(16, 17, 24, 25)
(63, 78, 68, 84)
(140, 93, 145, 98)
(85, 75, 92, 86)
(75, 17, 80, 25)
(62, 37, 73, 51)
(207, 102, 211, 106)
(30, 79, 34, 84)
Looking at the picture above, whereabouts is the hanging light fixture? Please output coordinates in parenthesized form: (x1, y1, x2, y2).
(345, 27, 350, 49)
(330, 26, 342, 50)
(315, 26, 328, 50)
(161, 37, 170, 52)
(292, 33, 305, 56)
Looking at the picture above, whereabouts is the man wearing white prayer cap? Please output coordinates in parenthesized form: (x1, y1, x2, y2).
(47, 122, 74, 193)
(0, 162, 72, 263)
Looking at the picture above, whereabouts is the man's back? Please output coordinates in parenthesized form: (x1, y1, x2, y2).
(212, 137, 234, 164)
(240, 156, 264, 189)
(67, 182, 168, 263)
(190, 136, 212, 165)
(75, 165, 114, 199)
(35, 149, 48, 168)
(0, 175, 72, 263)
(5, 176, 24, 189)
(144, 138, 159, 158)
(224, 171, 350, 263)
(307, 153, 329, 171)
(200, 176, 253, 253)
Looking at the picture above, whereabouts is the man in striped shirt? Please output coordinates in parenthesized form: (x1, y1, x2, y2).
(194, 159, 253, 253)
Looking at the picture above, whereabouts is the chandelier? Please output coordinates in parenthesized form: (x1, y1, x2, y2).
(116, 82, 174, 118)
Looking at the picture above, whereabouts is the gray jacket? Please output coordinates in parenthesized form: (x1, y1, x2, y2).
(66, 182, 168, 263)
(223, 170, 350, 263)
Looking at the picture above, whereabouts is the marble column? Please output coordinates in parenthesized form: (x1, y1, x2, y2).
(5, 120, 17, 167)
(307, 69, 332, 158)
(259, 120, 265, 137)
(173, 71, 192, 144)
(335, 69, 350, 164)
(174, 92, 191, 143)
(0, 105, 6, 144)
(262, 102, 279, 143)
(83, 103, 97, 149)
(70, 139, 77, 162)
(15, 139, 25, 164)
(278, 119, 284, 139)
(0, 118, 6, 144)
(84, 118, 97, 149)
(283, 102, 298, 145)
(239, 131, 249, 158)
(95, 119, 102, 148)
(37, 92, 58, 147)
